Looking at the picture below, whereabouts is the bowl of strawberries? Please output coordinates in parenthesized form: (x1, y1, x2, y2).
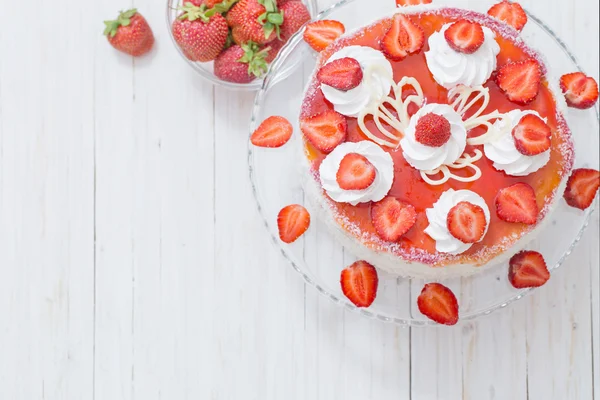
(167, 0, 319, 89)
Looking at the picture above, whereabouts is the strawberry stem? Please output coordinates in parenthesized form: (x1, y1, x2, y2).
(256, 0, 283, 39)
(238, 41, 270, 78)
(178, 0, 237, 22)
(103, 8, 138, 37)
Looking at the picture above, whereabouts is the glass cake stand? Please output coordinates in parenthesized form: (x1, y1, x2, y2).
(248, 0, 599, 325)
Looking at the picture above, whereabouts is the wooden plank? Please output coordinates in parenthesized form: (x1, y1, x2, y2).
(0, 1, 95, 398)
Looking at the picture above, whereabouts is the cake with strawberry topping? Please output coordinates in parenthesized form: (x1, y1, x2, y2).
(294, 2, 599, 279)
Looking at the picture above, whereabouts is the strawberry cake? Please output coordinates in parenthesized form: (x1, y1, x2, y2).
(295, 3, 593, 278)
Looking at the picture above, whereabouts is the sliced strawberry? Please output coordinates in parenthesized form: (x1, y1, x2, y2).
(317, 57, 363, 91)
(277, 204, 310, 243)
(415, 113, 451, 147)
(446, 201, 487, 244)
(396, 0, 432, 6)
(495, 182, 539, 225)
(444, 20, 485, 54)
(300, 110, 347, 153)
(417, 283, 459, 326)
(340, 260, 379, 308)
(487, 1, 528, 32)
(371, 197, 417, 242)
(381, 14, 425, 61)
(250, 116, 293, 148)
(511, 114, 551, 156)
(508, 250, 550, 289)
(563, 168, 600, 210)
(303, 20, 345, 52)
(496, 59, 541, 105)
(336, 153, 376, 190)
(559, 72, 599, 110)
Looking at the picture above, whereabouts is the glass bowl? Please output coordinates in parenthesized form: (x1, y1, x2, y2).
(248, 0, 599, 325)
(165, 0, 320, 91)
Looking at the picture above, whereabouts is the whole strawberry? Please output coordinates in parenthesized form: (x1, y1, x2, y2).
(264, 39, 285, 62)
(172, 3, 230, 62)
(279, 1, 310, 41)
(214, 42, 270, 83)
(227, 0, 283, 45)
(104, 9, 154, 56)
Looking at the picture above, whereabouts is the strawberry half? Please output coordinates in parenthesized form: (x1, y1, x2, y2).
(251, 116, 293, 148)
(511, 114, 551, 156)
(496, 59, 541, 105)
(415, 113, 451, 147)
(303, 20, 346, 52)
(563, 168, 600, 210)
(340, 260, 379, 308)
(396, 0, 432, 6)
(495, 182, 539, 225)
(300, 110, 347, 153)
(417, 283, 459, 326)
(317, 57, 363, 91)
(381, 14, 425, 61)
(508, 250, 550, 289)
(277, 204, 310, 243)
(336, 153, 377, 190)
(446, 201, 487, 244)
(371, 197, 417, 242)
(487, 1, 528, 32)
(559, 72, 599, 110)
(444, 20, 485, 54)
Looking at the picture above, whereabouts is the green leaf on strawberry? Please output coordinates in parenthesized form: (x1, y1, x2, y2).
(238, 41, 270, 78)
(103, 8, 138, 37)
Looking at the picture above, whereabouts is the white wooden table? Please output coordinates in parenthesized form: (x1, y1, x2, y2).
(0, 0, 598, 398)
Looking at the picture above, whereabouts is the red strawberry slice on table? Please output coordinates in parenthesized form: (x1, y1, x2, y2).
(444, 20, 485, 54)
(496, 59, 541, 105)
(511, 114, 551, 156)
(415, 113, 452, 147)
(300, 110, 347, 153)
(396, 0, 432, 6)
(508, 250, 550, 289)
(251, 116, 293, 148)
(340, 260, 379, 308)
(371, 197, 417, 242)
(172, 3, 230, 62)
(214, 42, 270, 83)
(227, 0, 283, 45)
(487, 1, 528, 32)
(381, 14, 424, 61)
(303, 20, 346, 52)
(317, 57, 363, 91)
(446, 201, 487, 244)
(277, 204, 311, 243)
(495, 182, 539, 225)
(563, 168, 600, 210)
(279, 1, 311, 42)
(104, 9, 154, 57)
(417, 283, 459, 326)
(559, 72, 599, 110)
(336, 153, 377, 191)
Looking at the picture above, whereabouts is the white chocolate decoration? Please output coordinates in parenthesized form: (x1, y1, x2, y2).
(357, 72, 425, 148)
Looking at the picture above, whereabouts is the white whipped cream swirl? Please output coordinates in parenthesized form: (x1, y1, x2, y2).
(425, 24, 500, 89)
(484, 110, 551, 176)
(319, 141, 394, 206)
(424, 189, 491, 255)
(400, 104, 467, 171)
(320, 46, 393, 118)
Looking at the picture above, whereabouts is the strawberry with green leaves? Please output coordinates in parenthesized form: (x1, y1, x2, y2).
(214, 41, 270, 83)
(172, 2, 235, 62)
(227, 0, 283, 45)
(104, 9, 154, 57)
